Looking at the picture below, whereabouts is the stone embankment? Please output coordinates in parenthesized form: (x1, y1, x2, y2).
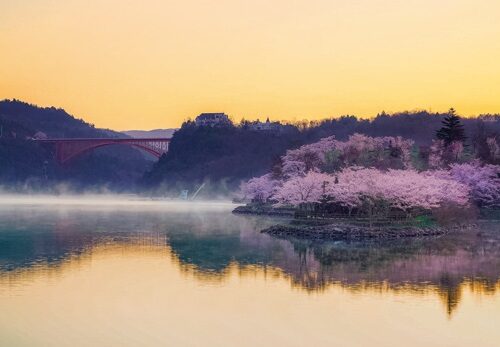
(261, 223, 452, 241)
(233, 204, 477, 241)
(232, 204, 295, 217)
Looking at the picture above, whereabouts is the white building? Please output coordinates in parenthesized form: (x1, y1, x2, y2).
(248, 118, 282, 132)
(195, 113, 232, 127)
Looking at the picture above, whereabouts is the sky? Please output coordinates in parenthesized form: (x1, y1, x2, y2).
(1, 0, 500, 130)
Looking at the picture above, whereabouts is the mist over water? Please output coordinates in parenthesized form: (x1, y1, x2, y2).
(0, 193, 234, 207)
(0, 196, 499, 346)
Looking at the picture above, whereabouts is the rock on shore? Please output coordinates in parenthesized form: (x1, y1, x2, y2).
(232, 204, 295, 217)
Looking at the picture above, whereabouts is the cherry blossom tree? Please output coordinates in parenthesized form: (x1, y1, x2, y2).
(448, 162, 500, 208)
(325, 167, 469, 213)
(240, 173, 280, 203)
(239, 134, 499, 218)
(384, 169, 469, 211)
(273, 171, 332, 205)
(270, 167, 470, 213)
(487, 137, 500, 162)
(281, 134, 414, 177)
(428, 140, 465, 168)
(281, 136, 339, 178)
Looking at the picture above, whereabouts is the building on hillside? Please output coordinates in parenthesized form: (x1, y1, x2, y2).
(479, 114, 500, 122)
(195, 113, 232, 127)
(32, 131, 48, 140)
(248, 118, 282, 132)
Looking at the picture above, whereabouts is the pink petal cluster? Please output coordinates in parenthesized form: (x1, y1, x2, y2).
(428, 140, 465, 168)
(487, 137, 500, 161)
(428, 140, 445, 169)
(273, 171, 331, 205)
(281, 136, 338, 178)
(448, 162, 500, 208)
(240, 173, 280, 203)
(272, 167, 469, 210)
(281, 133, 414, 178)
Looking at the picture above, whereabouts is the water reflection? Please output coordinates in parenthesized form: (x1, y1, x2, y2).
(0, 201, 499, 318)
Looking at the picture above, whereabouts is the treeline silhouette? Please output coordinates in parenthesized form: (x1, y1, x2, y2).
(2, 99, 500, 194)
(301, 110, 500, 144)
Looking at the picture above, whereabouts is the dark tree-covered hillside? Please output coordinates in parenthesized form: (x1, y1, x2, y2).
(0, 99, 113, 138)
(0, 99, 151, 191)
(142, 121, 302, 193)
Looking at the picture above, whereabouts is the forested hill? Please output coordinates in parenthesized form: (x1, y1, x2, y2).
(0, 99, 118, 138)
(141, 122, 303, 193)
(0, 99, 150, 191)
(142, 110, 500, 195)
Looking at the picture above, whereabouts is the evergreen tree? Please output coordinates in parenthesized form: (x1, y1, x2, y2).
(436, 108, 466, 145)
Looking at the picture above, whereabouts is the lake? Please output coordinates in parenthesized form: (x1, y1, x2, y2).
(0, 196, 499, 346)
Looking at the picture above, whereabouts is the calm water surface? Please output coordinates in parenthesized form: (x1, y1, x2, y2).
(0, 196, 499, 347)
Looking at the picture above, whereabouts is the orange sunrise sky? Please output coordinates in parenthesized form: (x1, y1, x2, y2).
(1, 0, 500, 130)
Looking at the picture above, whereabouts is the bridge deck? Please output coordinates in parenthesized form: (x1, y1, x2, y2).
(36, 138, 172, 142)
(35, 137, 171, 163)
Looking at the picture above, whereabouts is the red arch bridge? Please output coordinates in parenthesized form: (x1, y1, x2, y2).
(36, 138, 171, 164)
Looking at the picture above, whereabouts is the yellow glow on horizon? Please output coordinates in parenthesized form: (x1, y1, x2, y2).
(1, 0, 500, 130)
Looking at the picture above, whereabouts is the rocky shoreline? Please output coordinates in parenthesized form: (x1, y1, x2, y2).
(232, 204, 295, 217)
(233, 204, 478, 241)
(261, 223, 452, 241)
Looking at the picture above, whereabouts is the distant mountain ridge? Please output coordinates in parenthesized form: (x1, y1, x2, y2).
(123, 129, 177, 138)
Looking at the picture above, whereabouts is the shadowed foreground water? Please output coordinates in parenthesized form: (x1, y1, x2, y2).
(0, 197, 499, 346)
